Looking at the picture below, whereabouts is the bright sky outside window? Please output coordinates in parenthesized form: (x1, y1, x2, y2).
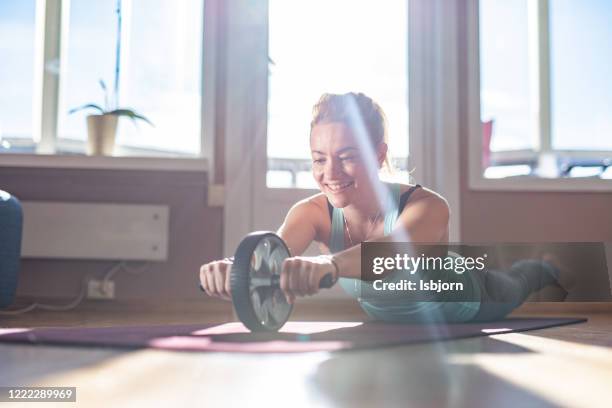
(267, 0, 408, 187)
(479, 0, 535, 152)
(550, 0, 612, 151)
(57, 0, 116, 143)
(58, 0, 203, 156)
(480, 0, 612, 154)
(0, 0, 37, 143)
(116, 0, 203, 155)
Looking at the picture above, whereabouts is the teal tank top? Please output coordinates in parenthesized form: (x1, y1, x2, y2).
(329, 183, 481, 323)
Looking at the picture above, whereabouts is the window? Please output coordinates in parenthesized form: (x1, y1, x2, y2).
(478, 0, 612, 181)
(1, 0, 204, 158)
(267, 0, 409, 188)
(57, 1, 117, 144)
(479, 0, 534, 153)
(0, 0, 37, 148)
(549, 0, 612, 152)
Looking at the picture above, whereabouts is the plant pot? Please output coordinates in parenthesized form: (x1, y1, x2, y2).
(86, 114, 118, 156)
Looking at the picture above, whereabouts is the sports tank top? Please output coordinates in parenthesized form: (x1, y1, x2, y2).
(327, 183, 481, 323)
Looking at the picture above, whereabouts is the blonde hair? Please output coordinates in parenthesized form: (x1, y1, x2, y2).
(310, 92, 394, 172)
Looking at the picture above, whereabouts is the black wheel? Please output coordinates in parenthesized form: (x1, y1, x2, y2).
(230, 231, 293, 332)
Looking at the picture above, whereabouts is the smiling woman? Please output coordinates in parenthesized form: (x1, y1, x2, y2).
(203, 92, 453, 306)
(200, 92, 566, 324)
(309, 93, 393, 210)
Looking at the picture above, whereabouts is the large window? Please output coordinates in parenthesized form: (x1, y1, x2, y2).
(0, 0, 37, 147)
(479, 0, 612, 180)
(1, 0, 204, 157)
(479, 0, 534, 153)
(549, 0, 612, 152)
(57, 1, 118, 144)
(267, 0, 409, 188)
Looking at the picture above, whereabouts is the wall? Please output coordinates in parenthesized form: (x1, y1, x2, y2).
(455, 0, 612, 244)
(460, 187, 612, 243)
(0, 167, 223, 302)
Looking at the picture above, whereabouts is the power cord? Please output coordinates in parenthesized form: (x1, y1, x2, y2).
(0, 275, 91, 316)
(0, 261, 150, 316)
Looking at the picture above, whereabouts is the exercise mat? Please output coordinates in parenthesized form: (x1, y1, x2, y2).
(0, 317, 586, 353)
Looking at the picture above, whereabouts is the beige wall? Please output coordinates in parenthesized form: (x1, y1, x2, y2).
(459, 185, 612, 243)
(1, 167, 223, 302)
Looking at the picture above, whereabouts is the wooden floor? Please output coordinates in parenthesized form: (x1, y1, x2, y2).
(1, 299, 612, 408)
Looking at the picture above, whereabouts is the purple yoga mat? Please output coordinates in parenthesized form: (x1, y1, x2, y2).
(0, 317, 586, 353)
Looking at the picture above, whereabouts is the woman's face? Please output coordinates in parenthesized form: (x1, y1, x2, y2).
(310, 122, 385, 208)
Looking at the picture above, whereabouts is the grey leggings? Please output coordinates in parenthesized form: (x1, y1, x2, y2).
(470, 259, 562, 322)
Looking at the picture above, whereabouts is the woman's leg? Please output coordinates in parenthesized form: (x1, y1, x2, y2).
(471, 259, 563, 322)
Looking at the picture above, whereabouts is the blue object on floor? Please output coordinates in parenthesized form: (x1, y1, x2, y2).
(0, 190, 22, 308)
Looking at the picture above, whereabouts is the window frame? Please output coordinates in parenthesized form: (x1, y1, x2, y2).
(0, 0, 213, 172)
(468, 0, 612, 192)
(222, 0, 465, 251)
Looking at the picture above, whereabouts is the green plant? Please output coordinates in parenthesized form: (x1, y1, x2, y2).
(69, 80, 153, 126)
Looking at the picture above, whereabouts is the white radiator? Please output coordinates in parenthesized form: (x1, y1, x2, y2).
(21, 201, 169, 261)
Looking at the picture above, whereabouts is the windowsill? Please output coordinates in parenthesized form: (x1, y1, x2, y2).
(0, 153, 208, 172)
(469, 175, 612, 192)
(469, 147, 612, 192)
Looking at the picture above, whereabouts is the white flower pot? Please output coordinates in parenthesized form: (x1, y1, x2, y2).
(86, 114, 118, 156)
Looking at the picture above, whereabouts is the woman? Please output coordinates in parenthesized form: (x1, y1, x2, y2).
(199, 92, 564, 322)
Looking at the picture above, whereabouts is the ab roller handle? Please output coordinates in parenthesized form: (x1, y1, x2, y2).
(250, 273, 336, 289)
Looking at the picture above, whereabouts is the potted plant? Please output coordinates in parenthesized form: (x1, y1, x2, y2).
(69, 0, 152, 156)
(69, 80, 153, 156)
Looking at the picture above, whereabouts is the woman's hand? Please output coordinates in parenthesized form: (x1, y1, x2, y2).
(280, 255, 338, 304)
(199, 258, 232, 301)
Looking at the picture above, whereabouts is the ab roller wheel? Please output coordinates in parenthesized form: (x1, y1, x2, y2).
(230, 232, 293, 332)
(229, 231, 336, 332)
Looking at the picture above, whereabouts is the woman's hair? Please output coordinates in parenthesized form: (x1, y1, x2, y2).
(310, 92, 394, 172)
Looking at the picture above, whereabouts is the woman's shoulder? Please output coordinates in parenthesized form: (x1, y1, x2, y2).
(284, 193, 330, 243)
(288, 192, 329, 219)
(396, 183, 449, 213)
(397, 183, 446, 203)
(394, 183, 450, 242)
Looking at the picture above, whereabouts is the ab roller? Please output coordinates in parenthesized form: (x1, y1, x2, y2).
(203, 231, 336, 332)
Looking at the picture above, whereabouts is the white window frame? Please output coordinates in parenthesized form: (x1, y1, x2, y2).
(0, 0, 214, 173)
(223, 0, 464, 249)
(468, 0, 612, 192)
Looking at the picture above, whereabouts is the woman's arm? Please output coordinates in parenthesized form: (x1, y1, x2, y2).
(277, 191, 449, 303)
(333, 194, 450, 280)
(276, 198, 322, 256)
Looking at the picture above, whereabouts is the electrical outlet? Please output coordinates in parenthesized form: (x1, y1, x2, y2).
(207, 184, 225, 207)
(87, 279, 115, 300)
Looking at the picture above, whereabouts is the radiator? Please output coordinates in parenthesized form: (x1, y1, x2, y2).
(21, 202, 169, 261)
